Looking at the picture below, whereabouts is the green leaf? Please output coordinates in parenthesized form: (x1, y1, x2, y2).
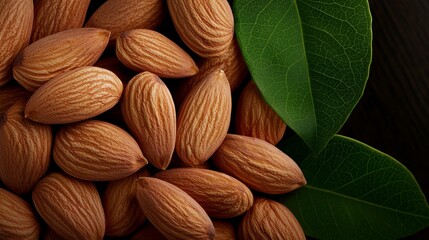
(234, 0, 372, 153)
(278, 135, 429, 239)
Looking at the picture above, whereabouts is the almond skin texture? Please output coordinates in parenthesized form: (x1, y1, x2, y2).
(103, 169, 150, 237)
(86, 0, 164, 42)
(0, 0, 33, 86)
(238, 198, 305, 240)
(167, 0, 234, 57)
(212, 134, 306, 194)
(31, 0, 90, 42)
(13, 28, 110, 91)
(175, 38, 248, 105)
(213, 221, 236, 240)
(236, 81, 286, 145)
(136, 177, 215, 240)
(155, 168, 253, 218)
(116, 29, 198, 78)
(0, 100, 52, 195)
(53, 120, 148, 181)
(0, 188, 40, 240)
(122, 72, 176, 170)
(32, 173, 105, 240)
(176, 70, 232, 166)
(25, 66, 123, 124)
(0, 84, 31, 114)
(131, 223, 167, 240)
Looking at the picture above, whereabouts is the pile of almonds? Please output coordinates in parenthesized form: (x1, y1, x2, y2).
(0, 0, 307, 239)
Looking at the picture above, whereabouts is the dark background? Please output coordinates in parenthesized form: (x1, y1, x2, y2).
(340, 0, 429, 238)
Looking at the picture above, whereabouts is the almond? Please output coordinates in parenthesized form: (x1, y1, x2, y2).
(0, 100, 52, 195)
(122, 72, 176, 170)
(131, 223, 167, 240)
(103, 169, 150, 237)
(0, 188, 40, 240)
(116, 29, 198, 78)
(238, 198, 305, 240)
(236, 81, 286, 145)
(31, 0, 90, 42)
(155, 168, 253, 218)
(53, 120, 147, 181)
(32, 172, 105, 240)
(13, 28, 110, 91)
(167, 0, 234, 57)
(212, 134, 306, 194)
(175, 38, 248, 105)
(0, 84, 31, 114)
(25, 66, 123, 124)
(0, 0, 33, 86)
(86, 0, 165, 42)
(136, 177, 215, 240)
(213, 221, 236, 240)
(176, 70, 232, 166)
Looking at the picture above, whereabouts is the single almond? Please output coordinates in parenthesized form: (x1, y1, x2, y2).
(25, 66, 123, 124)
(0, 100, 52, 195)
(167, 0, 234, 57)
(236, 81, 286, 145)
(212, 134, 306, 194)
(0, 84, 31, 114)
(0, 0, 33, 86)
(13, 28, 110, 91)
(175, 38, 248, 105)
(32, 173, 105, 240)
(0, 188, 40, 240)
(86, 0, 165, 42)
(53, 120, 148, 181)
(31, 0, 90, 42)
(122, 72, 176, 170)
(103, 169, 150, 237)
(213, 221, 236, 240)
(176, 70, 232, 166)
(136, 177, 215, 240)
(238, 198, 305, 240)
(155, 168, 253, 218)
(116, 29, 198, 78)
(131, 223, 167, 240)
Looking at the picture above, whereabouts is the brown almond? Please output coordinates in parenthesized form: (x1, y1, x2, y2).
(86, 0, 165, 42)
(103, 169, 150, 237)
(13, 28, 110, 91)
(0, 100, 52, 195)
(175, 38, 248, 105)
(117, 29, 198, 78)
(236, 81, 286, 145)
(212, 134, 306, 194)
(167, 0, 234, 57)
(53, 120, 147, 181)
(122, 72, 176, 170)
(32, 173, 105, 240)
(155, 168, 253, 218)
(131, 223, 167, 240)
(25, 66, 123, 124)
(176, 70, 232, 166)
(0, 188, 40, 240)
(31, 0, 91, 42)
(238, 198, 305, 240)
(0, 0, 33, 86)
(0, 84, 31, 114)
(136, 177, 215, 240)
(213, 221, 236, 240)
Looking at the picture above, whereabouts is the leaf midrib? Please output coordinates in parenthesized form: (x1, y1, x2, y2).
(304, 184, 429, 219)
